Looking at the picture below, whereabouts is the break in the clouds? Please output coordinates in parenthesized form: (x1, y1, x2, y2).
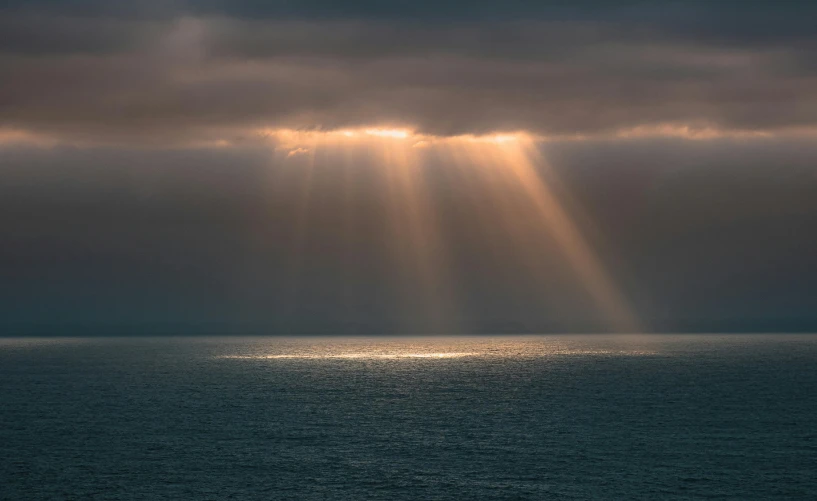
(2, 0, 817, 142)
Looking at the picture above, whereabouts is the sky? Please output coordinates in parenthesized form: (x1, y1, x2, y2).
(2, 0, 816, 334)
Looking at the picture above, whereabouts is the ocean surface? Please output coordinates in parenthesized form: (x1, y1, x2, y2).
(1, 335, 816, 500)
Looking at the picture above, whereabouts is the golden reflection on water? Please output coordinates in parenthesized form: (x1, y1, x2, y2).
(217, 337, 659, 360)
(221, 352, 480, 360)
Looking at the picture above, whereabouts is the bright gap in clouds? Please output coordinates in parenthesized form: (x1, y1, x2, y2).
(262, 127, 534, 157)
(260, 127, 641, 334)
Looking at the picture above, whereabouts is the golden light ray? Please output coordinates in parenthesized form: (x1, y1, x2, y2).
(440, 136, 639, 332)
(262, 127, 640, 333)
(490, 139, 641, 333)
(274, 131, 322, 321)
(339, 143, 359, 312)
(441, 141, 556, 286)
(270, 127, 460, 331)
(372, 134, 457, 332)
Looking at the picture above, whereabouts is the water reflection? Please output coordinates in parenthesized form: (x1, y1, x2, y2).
(221, 353, 479, 360)
(216, 336, 661, 360)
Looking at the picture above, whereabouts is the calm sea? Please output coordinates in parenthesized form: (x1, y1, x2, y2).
(1, 335, 815, 499)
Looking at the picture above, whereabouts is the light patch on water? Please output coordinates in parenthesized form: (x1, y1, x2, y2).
(216, 341, 660, 361)
(220, 352, 480, 360)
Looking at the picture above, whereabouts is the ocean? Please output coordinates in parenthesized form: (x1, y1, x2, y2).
(1, 335, 815, 499)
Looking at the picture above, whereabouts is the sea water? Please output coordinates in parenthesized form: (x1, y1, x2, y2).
(1, 335, 815, 499)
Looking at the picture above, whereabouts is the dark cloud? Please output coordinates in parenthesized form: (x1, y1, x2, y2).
(6, 1, 817, 26)
(1, 1, 816, 140)
(0, 13, 167, 55)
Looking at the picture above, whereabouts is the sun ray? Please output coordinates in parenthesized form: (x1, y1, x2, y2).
(376, 136, 458, 332)
(264, 127, 640, 333)
(275, 132, 321, 324)
(485, 139, 641, 333)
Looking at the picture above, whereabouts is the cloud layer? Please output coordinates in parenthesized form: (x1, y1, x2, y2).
(2, 1, 817, 142)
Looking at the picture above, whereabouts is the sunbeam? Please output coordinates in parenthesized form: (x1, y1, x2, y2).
(262, 128, 640, 333)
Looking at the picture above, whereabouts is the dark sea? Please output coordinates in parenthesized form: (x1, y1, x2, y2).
(1, 335, 816, 500)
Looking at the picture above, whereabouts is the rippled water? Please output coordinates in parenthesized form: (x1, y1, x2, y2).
(2, 335, 816, 499)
